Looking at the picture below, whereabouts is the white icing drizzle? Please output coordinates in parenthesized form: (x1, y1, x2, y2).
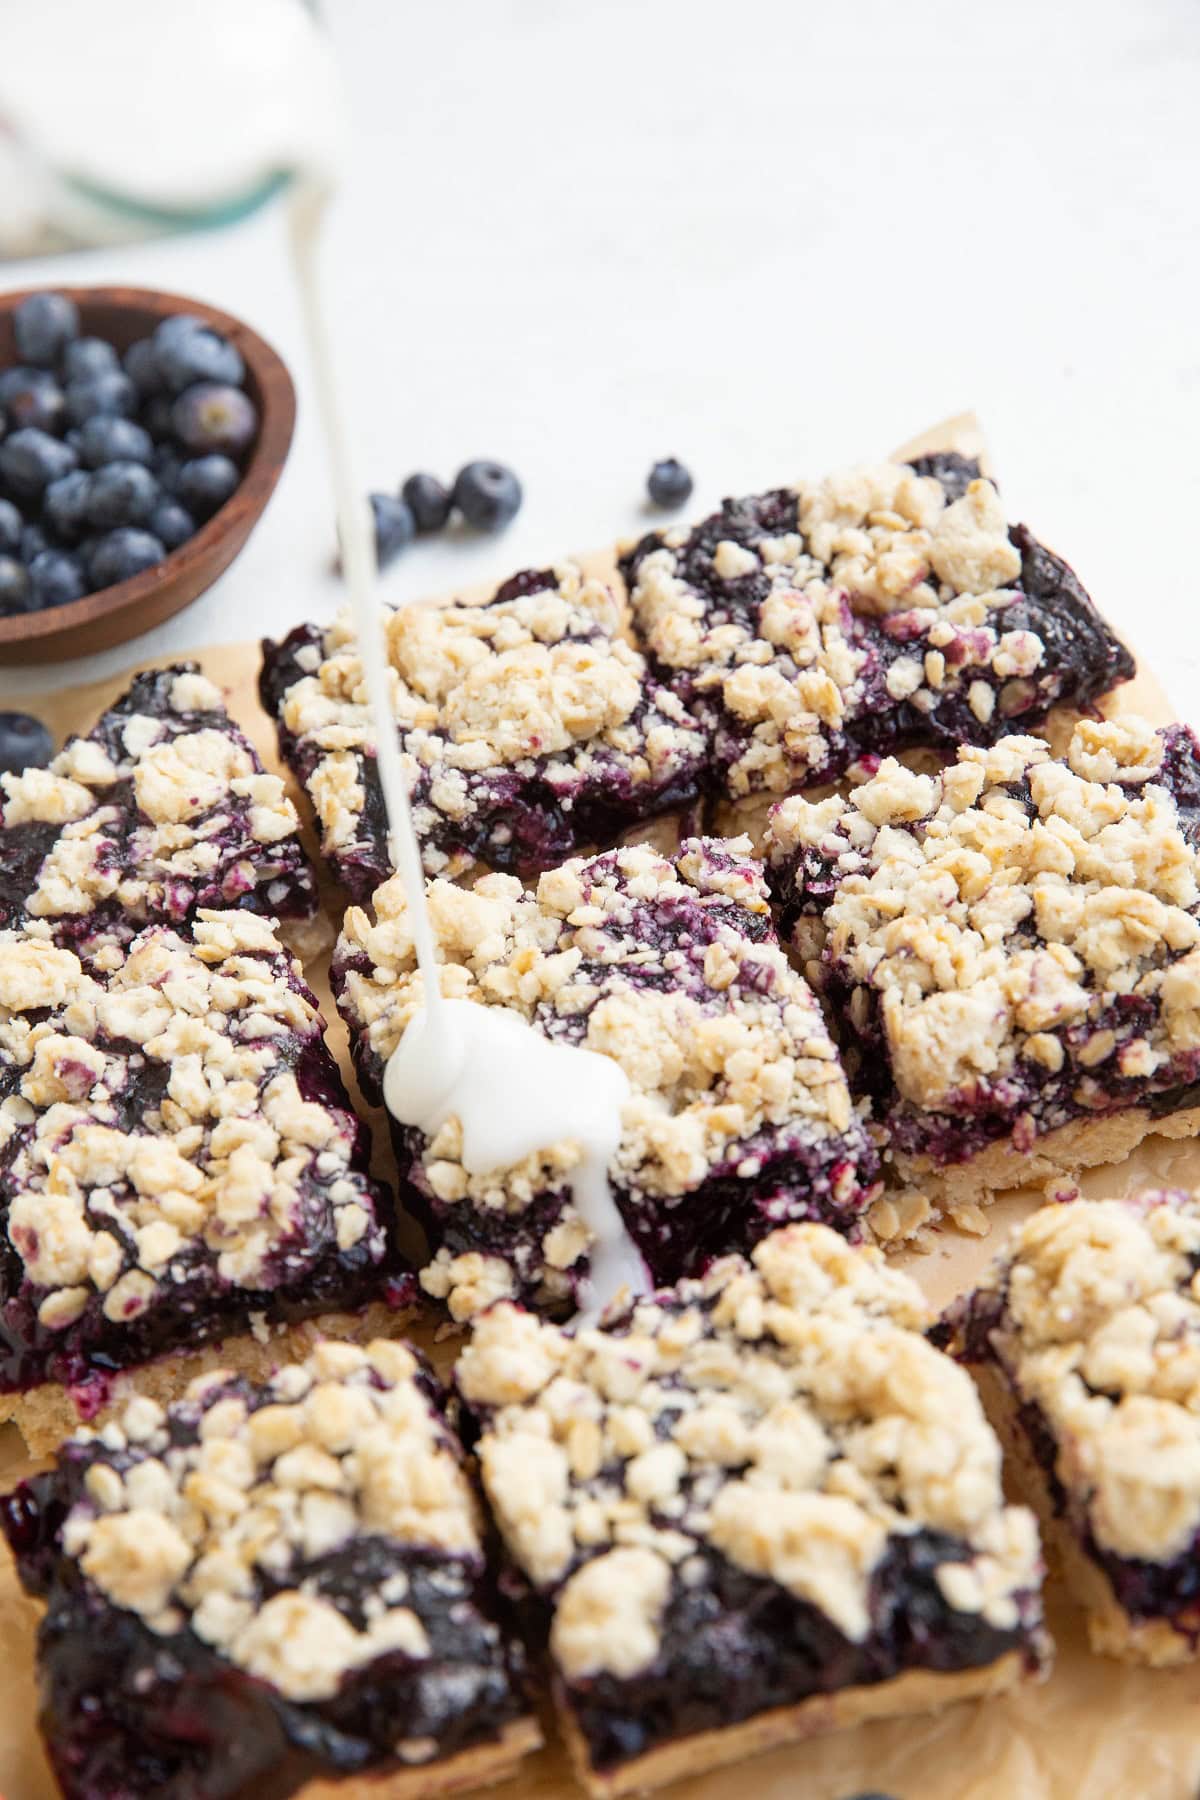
(289, 184, 647, 1321)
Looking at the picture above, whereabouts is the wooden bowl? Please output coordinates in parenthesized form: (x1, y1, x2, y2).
(0, 285, 295, 666)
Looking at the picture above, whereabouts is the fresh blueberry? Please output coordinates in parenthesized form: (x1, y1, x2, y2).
(153, 318, 244, 394)
(0, 556, 33, 614)
(88, 528, 166, 589)
(13, 292, 80, 368)
(0, 428, 78, 499)
(0, 404, 5, 442)
(19, 523, 48, 564)
(367, 493, 416, 569)
(42, 470, 94, 543)
(141, 394, 175, 440)
(28, 548, 86, 608)
(153, 445, 183, 492)
(123, 336, 163, 396)
(148, 499, 195, 551)
(85, 461, 160, 529)
(647, 458, 693, 509)
(77, 415, 154, 469)
(64, 370, 137, 426)
(62, 336, 119, 383)
(175, 454, 239, 519)
(170, 382, 258, 457)
(0, 498, 21, 554)
(401, 472, 452, 533)
(0, 368, 66, 435)
(0, 710, 54, 773)
(452, 460, 523, 532)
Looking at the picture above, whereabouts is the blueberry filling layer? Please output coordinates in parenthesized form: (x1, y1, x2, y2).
(0, 663, 317, 963)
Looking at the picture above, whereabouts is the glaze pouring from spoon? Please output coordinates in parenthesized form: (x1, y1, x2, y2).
(289, 182, 648, 1323)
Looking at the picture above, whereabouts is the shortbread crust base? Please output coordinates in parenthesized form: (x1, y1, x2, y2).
(890, 1102, 1200, 1218)
(294, 1718, 542, 1800)
(557, 1651, 1034, 1799)
(975, 1363, 1200, 1667)
(0, 1300, 416, 1458)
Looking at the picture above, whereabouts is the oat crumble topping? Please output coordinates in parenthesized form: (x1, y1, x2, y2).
(334, 840, 874, 1317)
(950, 1190, 1200, 1567)
(458, 1224, 1041, 1681)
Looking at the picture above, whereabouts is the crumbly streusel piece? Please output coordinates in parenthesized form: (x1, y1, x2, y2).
(943, 1189, 1200, 1665)
(260, 564, 708, 896)
(0, 908, 405, 1436)
(457, 1223, 1048, 1798)
(0, 1338, 539, 1799)
(0, 663, 318, 968)
(334, 838, 877, 1321)
(620, 454, 1132, 801)
(764, 718, 1200, 1215)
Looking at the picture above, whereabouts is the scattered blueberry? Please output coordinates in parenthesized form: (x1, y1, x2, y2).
(64, 370, 138, 426)
(85, 461, 160, 529)
(88, 528, 166, 589)
(153, 318, 244, 393)
(0, 369, 66, 435)
(28, 548, 87, 608)
(77, 415, 154, 469)
(43, 471, 94, 543)
(0, 711, 54, 773)
(62, 336, 119, 383)
(0, 556, 33, 614)
(452, 460, 523, 532)
(0, 498, 21, 554)
(0, 428, 78, 499)
(123, 337, 163, 396)
(176, 453, 239, 519)
(170, 382, 258, 456)
(369, 493, 416, 569)
(647, 457, 693, 509)
(13, 292, 79, 368)
(148, 499, 195, 551)
(402, 471, 453, 533)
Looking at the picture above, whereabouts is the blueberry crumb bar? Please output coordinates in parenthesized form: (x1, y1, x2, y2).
(0, 664, 319, 966)
(333, 838, 878, 1320)
(457, 1223, 1048, 1798)
(764, 718, 1200, 1222)
(0, 908, 409, 1454)
(260, 563, 707, 895)
(942, 1188, 1200, 1665)
(620, 456, 1133, 801)
(0, 1337, 540, 1799)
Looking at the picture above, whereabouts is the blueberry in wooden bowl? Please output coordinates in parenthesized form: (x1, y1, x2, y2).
(0, 286, 295, 666)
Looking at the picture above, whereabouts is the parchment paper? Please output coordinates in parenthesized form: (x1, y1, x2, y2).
(3, 418, 1198, 1800)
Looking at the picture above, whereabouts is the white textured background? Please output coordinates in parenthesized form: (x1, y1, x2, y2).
(2, 0, 1198, 705)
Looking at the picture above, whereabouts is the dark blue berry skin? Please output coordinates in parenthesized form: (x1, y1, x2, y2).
(0, 428, 78, 499)
(401, 472, 452, 533)
(452, 460, 523, 532)
(176, 454, 239, 519)
(141, 394, 175, 440)
(148, 499, 195, 551)
(62, 336, 119, 383)
(88, 528, 166, 588)
(19, 524, 48, 564)
(64, 370, 138, 426)
(154, 320, 244, 394)
(0, 498, 21, 554)
(0, 556, 33, 614)
(0, 711, 54, 773)
(170, 382, 258, 456)
(647, 458, 694, 508)
(43, 471, 94, 543)
(153, 446, 183, 493)
(13, 292, 80, 368)
(0, 369, 66, 435)
(85, 461, 160, 529)
(123, 336, 163, 396)
(369, 493, 416, 569)
(28, 549, 87, 608)
(77, 415, 154, 469)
